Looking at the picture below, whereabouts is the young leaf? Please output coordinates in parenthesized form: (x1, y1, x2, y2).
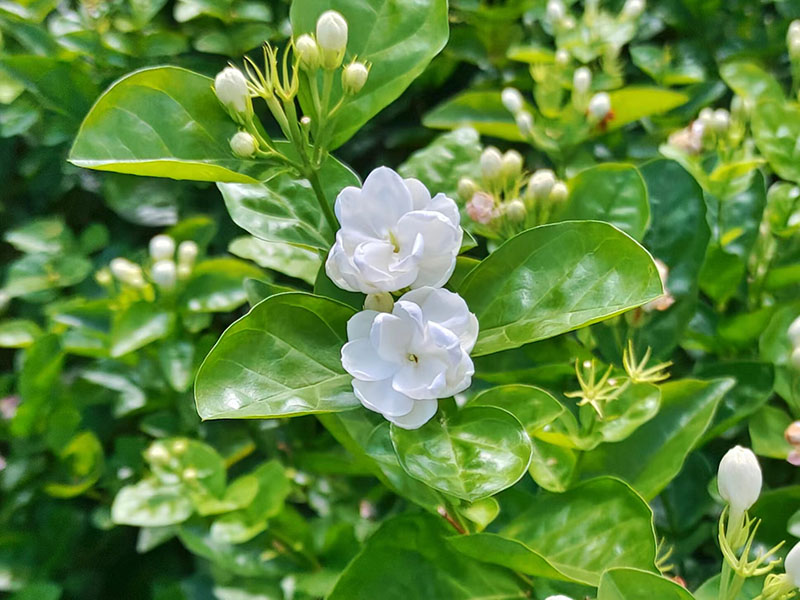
(597, 568, 695, 600)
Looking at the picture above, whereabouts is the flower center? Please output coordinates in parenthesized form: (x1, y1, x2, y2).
(388, 230, 400, 253)
(407, 353, 418, 363)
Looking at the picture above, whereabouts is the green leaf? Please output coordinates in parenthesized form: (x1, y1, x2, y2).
(229, 236, 320, 284)
(180, 258, 264, 313)
(3, 253, 92, 298)
(753, 99, 800, 184)
(4, 218, 75, 255)
(468, 384, 563, 436)
(112, 479, 193, 527)
(110, 302, 174, 357)
(390, 405, 532, 501)
(158, 338, 195, 393)
(43, 431, 105, 498)
(605, 87, 689, 132)
(290, 0, 449, 148)
(499, 477, 657, 585)
(0, 319, 42, 348)
(328, 514, 525, 599)
(719, 60, 784, 103)
(69, 67, 263, 183)
(597, 567, 695, 600)
(528, 438, 578, 492)
(557, 164, 650, 240)
(579, 379, 735, 499)
(195, 292, 358, 419)
(749, 405, 794, 459)
(423, 90, 524, 142)
(397, 127, 482, 200)
(218, 154, 359, 250)
(458, 221, 663, 356)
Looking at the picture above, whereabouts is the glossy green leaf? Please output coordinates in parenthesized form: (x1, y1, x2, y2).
(423, 90, 524, 141)
(3, 253, 92, 298)
(69, 67, 263, 183)
(605, 87, 689, 132)
(290, 0, 449, 148)
(557, 164, 650, 240)
(753, 99, 800, 184)
(180, 258, 264, 313)
(158, 339, 195, 392)
(328, 514, 525, 599)
(228, 236, 320, 284)
(598, 567, 695, 600)
(749, 405, 794, 459)
(110, 302, 174, 357)
(579, 379, 735, 499)
(469, 384, 563, 435)
(528, 438, 578, 492)
(112, 479, 193, 527)
(195, 293, 358, 419)
(458, 221, 663, 356)
(4, 218, 75, 255)
(43, 431, 105, 498)
(390, 405, 532, 501)
(500, 477, 658, 585)
(719, 60, 784, 103)
(0, 319, 42, 348)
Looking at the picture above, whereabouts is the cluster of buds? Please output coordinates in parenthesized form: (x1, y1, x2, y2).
(501, 87, 534, 139)
(104, 234, 198, 294)
(668, 106, 732, 155)
(144, 439, 200, 486)
(458, 147, 567, 236)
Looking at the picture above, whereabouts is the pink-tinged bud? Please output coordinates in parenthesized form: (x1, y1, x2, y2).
(466, 192, 495, 225)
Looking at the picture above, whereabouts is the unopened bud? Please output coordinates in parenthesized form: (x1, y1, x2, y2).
(466, 192, 495, 225)
(505, 199, 527, 223)
(544, 596, 574, 600)
(96, 269, 112, 286)
(110, 258, 145, 287)
(501, 87, 524, 114)
(230, 131, 257, 158)
(172, 439, 188, 454)
(791, 347, 800, 370)
(549, 181, 568, 203)
(573, 67, 592, 94)
(480, 147, 504, 181)
(501, 150, 523, 179)
(300, 116, 312, 133)
(587, 92, 611, 120)
(711, 109, 730, 133)
(554, 49, 570, 67)
(182, 467, 198, 480)
(527, 169, 556, 200)
(316, 10, 348, 69)
(786, 421, 800, 446)
(717, 445, 762, 517)
(177, 241, 198, 268)
(516, 111, 534, 137)
(342, 61, 369, 95)
(789, 20, 800, 41)
(149, 234, 175, 261)
(295, 34, 320, 70)
(621, 0, 645, 19)
(146, 444, 169, 463)
(457, 177, 478, 200)
(364, 292, 394, 313)
(214, 67, 250, 116)
(790, 36, 800, 59)
(151, 259, 177, 290)
(546, 0, 566, 23)
(698, 107, 714, 126)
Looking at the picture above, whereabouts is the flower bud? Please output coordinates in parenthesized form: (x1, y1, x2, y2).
(718, 446, 762, 517)
(791, 347, 800, 370)
(501, 87, 524, 114)
(214, 67, 250, 116)
(545, 596, 574, 600)
(554, 49, 570, 67)
(342, 61, 369, 95)
(546, 0, 566, 23)
(587, 92, 611, 121)
(621, 0, 645, 19)
(527, 169, 556, 200)
(505, 199, 527, 223)
(789, 20, 800, 41)
(151, 259, 177, 290)
(466, 192, 495, 225)
(457, 177, 478, 200)
(790, 21, 800, 58)
(364, 292, 394, 313)
(149, 234, 175, 261)
(110, 258, 145, 287)
(786, 541, 800, 587)
(295, 34, 320, 71)
(711, 109, 730, 134)
(146, 443, 169, 463)
(177, 264, 192, 280)
(230, 131, 257, 158)
(789, 316, 800, 347)
(480, 147, 504, 181)
(549, 181, 568, 203)
(573, 67, 592, 94)
(178, 240, 198, 268)
(698, 107, 714, 126)
(786, 421, 800, 446)
(501, 150, 523, 179)
(316, 10, 348, 69)
(515, 111, 535, 138)
(791, 36, 800, 60)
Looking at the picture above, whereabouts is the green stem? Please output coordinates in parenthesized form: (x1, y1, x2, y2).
(307, 167, 338, 236)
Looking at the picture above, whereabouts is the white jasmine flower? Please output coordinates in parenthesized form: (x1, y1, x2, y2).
(718, 446, 762, 518)
(341, 287, 478, 429)
(149, 234, 175, 261)
(342, 61, 369, 95)
(151, 259, 177, 289)
(588, 92, 611, 120)
(229, 131, 257, 157)
(325, 167, 462, 294)
(214, 67, 250, 115)
(501, 87, 524, 114)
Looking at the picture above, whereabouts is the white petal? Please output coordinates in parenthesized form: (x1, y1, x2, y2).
(386, 399, 439, 429)
(427, 192, 461, 228)
(370, 312, 415, 363)
(325, 238, 362, 293)
(403, 177, 432, 211)
(353, 378, 415, 417)
(392, 356, 450, 400)
(360, 167, 413, 226)
(347, 310, 379, 340)
(399, 287, 478, 349)
(395, 211, 460, 288)
(341, 339, 397, 381)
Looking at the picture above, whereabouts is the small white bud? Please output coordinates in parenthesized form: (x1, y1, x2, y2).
(172, 439, 188, 454)
(182, 467, 198, 480)
(573, 67, 592, 94)
(294, 34, 320, 70)
(504, 199, 527, 223)
(790, 36, 800, 59)
(718, 446, 762, 517)
(110, 258, 145, 287)
(364, 292, 394, 313)
(480, 147, 504, 181)
(789, 20, 800, 41)
(554, 49, 570, 67)
(786, 542, 800, 587)
(788, 317, 800, 348)
(621, 0, 645, 19)
(587, 92, 611, 120)
(151, 259, 177, 290)
(342, 61, 369, 95)
(214, 67, 250, 115)
(785, 421, 800, 446)
(501, 87, 524, 114)
(698, 107, 714, 125)
(316, 10, 348, 68)
(149, 234, 175, 261)
(230, 131, 257, 158)
(546, 0, 566, 23)
(146, 444, 169, 463)
(527, 169, 556, 200)
(501, 150, 524, 179)
(177, 264, 192, 280)
(516, 111, 534, 137)
(178, 241, 199, 268)
(545, 596, 574, 600)
(457, 177, 478, 200)
(549, 181, 568, 203)
(711, 108, 730, 133)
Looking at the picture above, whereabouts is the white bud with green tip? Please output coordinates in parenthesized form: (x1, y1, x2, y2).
(718, 445, 762, 519)
(549, 181, 568, 203)
(505, 199, 527, 223)
(214, 66, 251, 116)
(516, 111, 534, 137)
(711, 109, 730, 133)
(527, 169, 556, 200)
(230, 131, 257, 158)
(316, 10, 348, 69)
(480, 147, 504, 181)
(457, 177, 478, 200)
(151, 259, 177, 290)
(555, 49, 570, 67)
(363, 292, 394, 313)
(110, 257, 145, 288)
(149, 234, 175, 261)
(295, 34, 320, 70)
(501, 150, 523, 179)
(342, 61, 369, 95)
(178, 241, 198, 269)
